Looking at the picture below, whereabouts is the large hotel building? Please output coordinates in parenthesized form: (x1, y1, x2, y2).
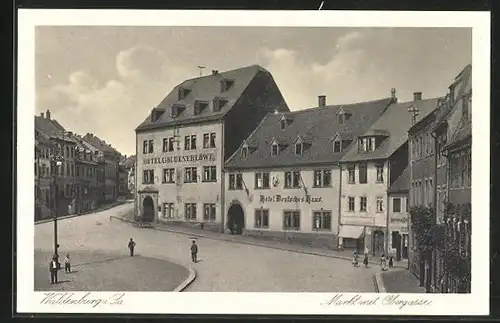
(134, 65, 288, 231)
(224, 94, 394, 248)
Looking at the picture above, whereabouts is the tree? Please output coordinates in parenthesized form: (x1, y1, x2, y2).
(409, 205, 435, 291)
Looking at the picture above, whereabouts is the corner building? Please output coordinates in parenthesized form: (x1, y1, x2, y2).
(224, 95, 393, 248)
(134, 65, 288, 231)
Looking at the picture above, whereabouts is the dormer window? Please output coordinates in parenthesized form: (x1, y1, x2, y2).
(213, 97, 228, 112)
(358, 136, 376, 152)
(271, 143, 279, 156)
(241, 146, 249, 158)
(220, 79, 234, 92)
(194, 100, 209, 115)
(280, 119, 287, 130)
(337, 108, 352, 125)
(171, 104, 186, 118)
(178, 87, 190, 100)
(150, 108, 165, 122)
(333, 139, 342, 153)
(295, 143, 303, 155)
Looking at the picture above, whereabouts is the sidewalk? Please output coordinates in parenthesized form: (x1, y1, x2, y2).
(378, 268, 427, 293)
(35, 200, 131, 225)
(113, 212, 407, 268)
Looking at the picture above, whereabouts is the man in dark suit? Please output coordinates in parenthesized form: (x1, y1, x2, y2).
(49, 255, 59, 284)
(190, 240, 198, 263)
(128, 238, 136, 257)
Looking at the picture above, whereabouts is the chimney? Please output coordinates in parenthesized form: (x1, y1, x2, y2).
(212, 70, 219, 75)
(40, 112, 44, 118)
(413, 92, 422, 101)
(46, 110, 51, 120)
(318, 95, 326, 108)
(391, 88, 397, 102)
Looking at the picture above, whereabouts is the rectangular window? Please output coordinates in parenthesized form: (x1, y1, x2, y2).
(254, 209, 269, 228)
(191, 134, 197, 149)
(333, 140, 342, 153)
(162, 138, 168, 152)
(148, 140, 154, 153)
(210, 132, 216, 148)
(360, 197, 367, 212)
(313, 170, 332, 187)
(376, 197, 384, 213)
(406, 197, 409, 212)
(284, 171, 300, 188)
(295, 143, 303, 155)
(162, 168, 175, 183)
(184, 167, 198, 183)
(203, 166, 217, 182)
(367, 137, 374, 151)
(347, 164, 356, 184)
(359, 163, 367, 184)
(163, 203, 174, 218)
(163, 137, 175, 152)
(142, 169, 154, 184)
(184, 136, 191, 150)
(375, 164, 384, 183)
(184, 203, 197, 220)
(313, 211, 332, 231)
(393, 197, 401, 213)
(203, 203, 216, 221)
(466, 149, 471, 187)
(348, 197, 355, 211)
(255, 172, 270, 189)
(283, 210, 300, 230)
(271, 144, 279, 156)
(241, 147, 249, 158)
(203, 133, 210, 148)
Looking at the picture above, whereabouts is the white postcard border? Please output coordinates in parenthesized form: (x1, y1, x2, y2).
(17, 9, 490, 315)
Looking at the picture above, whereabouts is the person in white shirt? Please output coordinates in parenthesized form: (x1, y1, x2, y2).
(64, 254, 71, 273)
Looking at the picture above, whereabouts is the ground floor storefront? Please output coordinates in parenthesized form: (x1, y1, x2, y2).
(336, 225, 386, 257)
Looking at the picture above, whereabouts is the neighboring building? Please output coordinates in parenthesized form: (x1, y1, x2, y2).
(387, 166, 410, 261)
(118, 164, 129, 197)
(438, 64, 472, 293)
(224, 94, 394, 248)
(82, 133, 121, 203)
(34, 134, 52, 220)
(72, 134, 105, 213)
(35, 110, 77, 218)
(119, 155, 136, 197)
(340, 92, 438, 257)
(134, 65, 289, 230)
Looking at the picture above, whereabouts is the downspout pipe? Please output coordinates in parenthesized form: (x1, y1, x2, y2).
(337, 161, 342, 251)
(431, 130, 438, 292)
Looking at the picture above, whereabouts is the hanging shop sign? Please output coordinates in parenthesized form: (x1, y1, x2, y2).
(143, 153, 216, 165)
(259, 194, 323, 203)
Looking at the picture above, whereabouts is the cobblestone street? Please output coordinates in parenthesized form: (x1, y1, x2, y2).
(35, 203, 381, 292)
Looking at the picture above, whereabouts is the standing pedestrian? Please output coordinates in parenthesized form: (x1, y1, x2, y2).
(380, 254, 387, 271)
(128, 238, 136, 257)
(64, 253, 71, 273)
(363, 253, 369, 268)
(190, 240, 198, 263)
(49, 255, 59, 284)
(352, 252, 359, 267)
(389, 256, 394, 269)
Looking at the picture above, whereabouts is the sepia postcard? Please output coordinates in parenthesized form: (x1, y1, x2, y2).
(16, 9, 490, 316)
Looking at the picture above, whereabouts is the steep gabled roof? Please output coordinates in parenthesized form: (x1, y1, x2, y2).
(435, 64, 472, 126)
(120, 155, 136, 168)
(35, 115, 66, 138)
(225, 98, 393, 169)
(136, 65, 286, 132)
(388, 166, 410, 193)
(341, 97, 440, 163)
(82, 133, 120, 156)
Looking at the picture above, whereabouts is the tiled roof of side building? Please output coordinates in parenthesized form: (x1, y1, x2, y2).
(35, 115, 66, 138)
(435, 64, 472, 126)
(82, 133, 121, 155)
(135, 65, 288, 132)
(225, 97, 393, 169)
(341, 97, 441, 163)
(387, 166, 410, 193)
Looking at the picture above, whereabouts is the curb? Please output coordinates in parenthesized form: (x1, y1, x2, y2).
(35, 202, 132, 225)
(373, 272, 387, 293)
(110, 216, 406, 268)
(174, 266, 197, 292)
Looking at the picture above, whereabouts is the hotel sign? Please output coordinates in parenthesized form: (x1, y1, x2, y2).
(143, 153, 216, 165)
(260, 194, 323, 203)
(390, 217, 408, 224)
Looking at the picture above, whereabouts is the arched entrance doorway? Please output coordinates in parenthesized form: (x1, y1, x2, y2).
(227, 203, 245, 235)
(372, 230, 385, 257)
(142, 196, 155, 222)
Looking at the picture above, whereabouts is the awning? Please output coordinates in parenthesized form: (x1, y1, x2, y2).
(338, 225, 365, 239)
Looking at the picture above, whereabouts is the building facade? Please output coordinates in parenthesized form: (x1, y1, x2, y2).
(134, 65, 289, 230)
(34, 135, 52, 220)
(387, 166, 410, 261)
(225, 95, 394, 248)
(340, 93, 439, 257)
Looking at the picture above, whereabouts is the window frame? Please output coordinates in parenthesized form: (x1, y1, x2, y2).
(360, 196, 367, 212)
(254, 209, 270, 229)
(358, 163, 368, 184)
(393, 197, 402, 213)
(347, 164, 356, 184)
(312, 210, 332, 231)
(348, 196, 355, 212)
(184, 203, 197, 220)
(255, 172, 270, 189)
(162, 168, 175, 184)
(271, 143, 279, 156)
(202, 166, 217, 182)
(184, 167, 198, 183)
(203, 203, 216, 221)
(283, 210, 301, 230)
(375, 163, 384, 183)
(376, 196, 384, 213)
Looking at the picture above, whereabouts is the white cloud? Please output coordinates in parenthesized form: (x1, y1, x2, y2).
(36, 46, 189, 155)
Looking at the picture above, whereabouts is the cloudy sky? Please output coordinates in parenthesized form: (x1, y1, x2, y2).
(35, 27, 471, 156)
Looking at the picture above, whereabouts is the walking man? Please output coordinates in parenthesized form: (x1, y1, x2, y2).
(128, 238, 136, 257)
(190, 240, 198, 263)
(49, 255, 59, 284)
